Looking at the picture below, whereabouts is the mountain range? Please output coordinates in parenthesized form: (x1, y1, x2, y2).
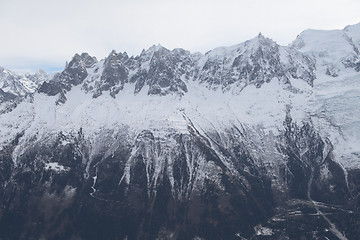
(0, 22, 360, 239)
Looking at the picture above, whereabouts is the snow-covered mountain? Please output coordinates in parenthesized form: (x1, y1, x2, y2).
(291, 23, 360, 76)
(291, 24, 360, 170)
(0, 67, 48, 113)
(0, 67, 47, 96)
(0, 23, 360, 240)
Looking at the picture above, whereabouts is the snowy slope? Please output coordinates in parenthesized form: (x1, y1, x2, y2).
(291, 26, 360, 76)
(290, 23, 360, 169)
(308, 70, 360, 169)
(344, 22, 360, 49)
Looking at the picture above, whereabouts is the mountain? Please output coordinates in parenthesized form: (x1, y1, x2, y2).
(0, 23, 360, 240)
(291, 25, 360, 76)
(0, 67, 47, 97)
(291, 24, 360, 170)
(0, 67, 48, 113)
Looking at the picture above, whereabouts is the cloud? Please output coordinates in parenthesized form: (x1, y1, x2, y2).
(1, 0, 359, 72)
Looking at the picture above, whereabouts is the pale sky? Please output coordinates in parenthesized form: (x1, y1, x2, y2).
(1, 0, 359, 73)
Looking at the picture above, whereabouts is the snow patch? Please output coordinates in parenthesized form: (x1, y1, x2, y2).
(254, 225, 274, 236)
(44, 162, 69, 173)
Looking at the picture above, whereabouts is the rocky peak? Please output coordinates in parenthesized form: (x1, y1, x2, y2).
(81, 46, 192, 98)
(147, 44, 169, 54)
(0, 67, 47, 113)
(235, 35, 282, 86)
(39, 53, 97, 97)
(245, 32, 277, 49)
(136, 45, 169, 65)
(0, 67, 46, 97)
(67, 52, 97, 70)
(25, 69, 48, 85)
(129, 45, 191, 95)
(93, 50, 130, 98)
(107, 50, 129, 62)
(197, 34, 315, 90)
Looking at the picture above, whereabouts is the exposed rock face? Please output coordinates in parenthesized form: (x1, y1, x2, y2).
(1, 23, 360, 239)
(0, 88, 16, 103)
(197, 34, 315, 90)
(39, 53, 97, 96)
(130, 46, 192, 96)
(1, 116, 358, 239)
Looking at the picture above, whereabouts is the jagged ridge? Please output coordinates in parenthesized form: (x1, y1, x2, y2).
(35, 34, 316, 102)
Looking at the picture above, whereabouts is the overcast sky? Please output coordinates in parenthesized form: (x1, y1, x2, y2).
(1, 0, 359, 73)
